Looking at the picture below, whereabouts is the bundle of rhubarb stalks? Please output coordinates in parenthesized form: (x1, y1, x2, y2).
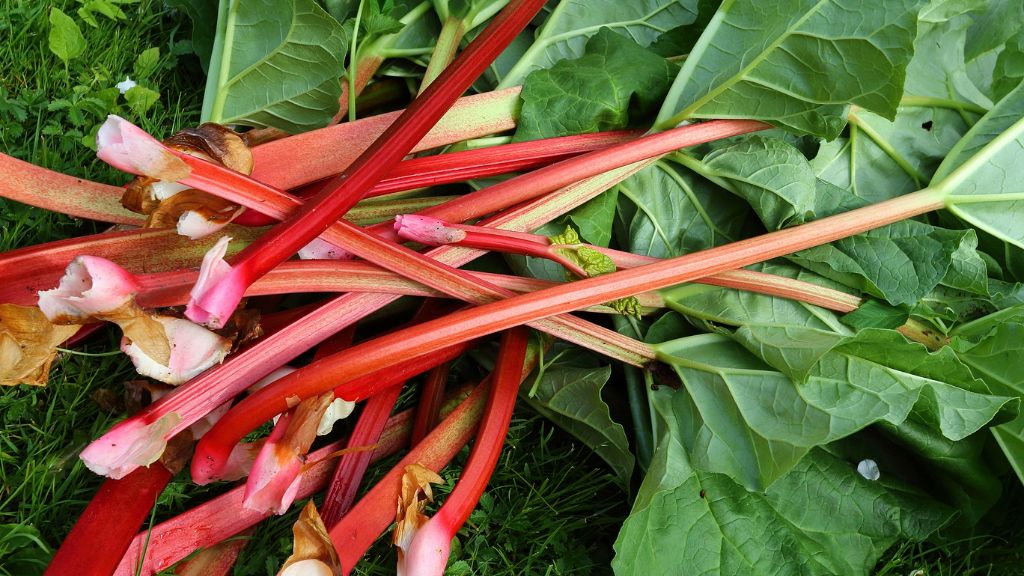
(6, 0, 1024, 574)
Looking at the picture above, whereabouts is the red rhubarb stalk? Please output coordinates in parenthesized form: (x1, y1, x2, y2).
(181, 0, 547, 328)
(191, 187, 948, 481)
(46, 436, 190, 576)
(404, 328, 529, 575)
(82, 121, 744, 479)
(233, 130, 637, 227)
(329, 348, 537, 572)
(409, 362, 452, 446)
(113, 393, 460, 576)
(396, 215, 864, 313)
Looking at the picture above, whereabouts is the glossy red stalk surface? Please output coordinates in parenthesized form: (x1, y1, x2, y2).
(192, 188, 947, 480)
(189, 0, 547, 327)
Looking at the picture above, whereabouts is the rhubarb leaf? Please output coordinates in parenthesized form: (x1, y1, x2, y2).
(938, 83, 1024, 249)
(498, 0, 698, 88)
(202, 0, 349, 132)
(513, 29, 676, 141)
(841, 300, 909, 330)
(612, 445, 952, 576)
(568, 188, 618, 247)
(616, 160, 749, 258)
(166, 0, 218, 72)
(951, 310, 1024, 484)
(691, 135, 817, 229)
(788, 220, 977, 306)
(520, 364, 634, 487)
(812, 107, 972, 204)
(992, 30, 1024, 101)
(655, 0, 924, 138)
(904, 13, 992, 111)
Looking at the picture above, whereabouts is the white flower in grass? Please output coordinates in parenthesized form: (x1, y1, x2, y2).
(116, 76, 137, 94)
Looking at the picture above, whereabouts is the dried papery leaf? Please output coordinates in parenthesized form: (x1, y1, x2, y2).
(166, 123, 254, 175)
(118, 312, 173, 366)
(160, 431, 195, 475)
(394, 464, 444, 569)
(146, 189, 242, 231)
(215, 307, 263, 353)
(122, 123, 251, 224)
(120, 315, 231, 385)
(278, 501, 341, 576)
(0, 304, 80, 386)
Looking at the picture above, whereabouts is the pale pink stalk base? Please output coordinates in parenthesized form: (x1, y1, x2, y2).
(403, 519, 451, 576)
(394, 214, 467, 245)
(37, 256, 141, 321)
(120, 316, 231, 385)
(95, 115, 190, 181)
(220, 441, 265, 482)
(242, 430, 305, 514)
(186, 236, 242, 328)
(78, 412, 181, 479)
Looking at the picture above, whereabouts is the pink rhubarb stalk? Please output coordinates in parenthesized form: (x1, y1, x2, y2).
(46, 436, 190, 576)
(112, 396, 450, 576)
(403, 328, 529, 575)
(232, 130, 637, 227)
(80, 121, 757, 479)
(180, 0, 547, 328)
(395, 215, 864, 312)
(191, 188, 949, 480)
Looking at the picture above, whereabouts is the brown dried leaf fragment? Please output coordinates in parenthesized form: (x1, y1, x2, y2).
(393, 464, 444, 566)
(0, 304, 80, 386)
(278, 501, 341, 576)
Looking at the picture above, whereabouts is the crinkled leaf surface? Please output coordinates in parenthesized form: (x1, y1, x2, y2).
(513, 29, 676, 141)
(690, 135, 817, 229)
(611, 440, 953, 576)
(498, 0, 698, 88)
(520, 364, 634, 487)
(203, 0, 349, 132)
(615, 159, 749, 258)
(788, 220, 980, 306)
(655, 0, 923, 138)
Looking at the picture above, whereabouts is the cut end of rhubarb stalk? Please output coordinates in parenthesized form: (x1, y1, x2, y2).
(96, 115, 191, 181)
(186, 236, 242, 329)
(79, 411, 181, 479)
(403, 517, 452, 576)
(121, 315, 230, 385)
(38, 256, 142, 323)
(394, 214, 466, 246)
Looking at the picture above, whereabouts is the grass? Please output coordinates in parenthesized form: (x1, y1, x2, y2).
(2, 1, 1024, 575)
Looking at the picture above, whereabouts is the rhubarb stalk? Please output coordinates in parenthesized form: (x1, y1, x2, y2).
(182, 0, 547, 328)
(191, 187, 948, 481)
(403, 327, 529, 575)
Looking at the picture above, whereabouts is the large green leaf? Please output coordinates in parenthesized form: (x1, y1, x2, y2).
(612, 441, 953, 576)
(687, 135, 817, 229)
(654, 0, 924, 138)
(615, 159, 750, 258)
(520, 364, 634, 486)
(497, 0, 698, 88)
(513, 29, 676, 141)
(202, 0, 349, 132)
(788, 220, 980, 306)
(904, 11, 992, 110)
(951, 309, 1024, 483)
(936, 84, 1024, 248)
(811, 107, 972, 204)
(167, 0, 219, 72)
